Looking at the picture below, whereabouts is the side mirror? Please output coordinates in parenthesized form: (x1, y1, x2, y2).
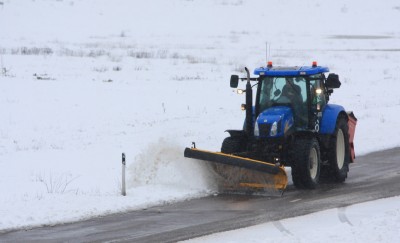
(326, 73, 341, 89)
(230, 75, 239, 88)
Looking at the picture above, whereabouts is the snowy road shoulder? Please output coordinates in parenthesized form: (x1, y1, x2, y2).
(183, 196, 400, 243)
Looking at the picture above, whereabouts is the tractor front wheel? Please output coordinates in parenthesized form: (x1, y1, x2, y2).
(291, 137, 321, 189)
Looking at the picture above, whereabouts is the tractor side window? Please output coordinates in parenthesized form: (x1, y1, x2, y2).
(310, 79, 327, 111)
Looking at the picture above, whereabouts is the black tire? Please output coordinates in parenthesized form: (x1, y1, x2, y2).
(291, 137, 321, 189)
(325, 116, 350, 182)
(221, 137, 245, 154)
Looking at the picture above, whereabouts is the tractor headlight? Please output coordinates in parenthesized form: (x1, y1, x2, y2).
(270, 121, 278, 136)
(254, 122, 259, 136)
(237, 89, 245, 94)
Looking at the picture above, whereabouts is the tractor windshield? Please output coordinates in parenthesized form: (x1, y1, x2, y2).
(259, 76, 308, 126)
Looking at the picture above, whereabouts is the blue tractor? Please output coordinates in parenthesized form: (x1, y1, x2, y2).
(185, 62, 357, 190)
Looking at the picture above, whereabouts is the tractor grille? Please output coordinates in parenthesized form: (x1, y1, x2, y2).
(259, 123, 271, 136)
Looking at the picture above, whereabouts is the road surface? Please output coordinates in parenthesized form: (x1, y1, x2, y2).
(1, 147, 400, 242)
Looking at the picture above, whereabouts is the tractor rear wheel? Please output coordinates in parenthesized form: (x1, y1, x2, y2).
(325, 116, 350, 182)
(291, 137, 321, 189)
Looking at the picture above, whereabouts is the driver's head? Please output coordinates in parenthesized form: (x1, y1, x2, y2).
(285, 77, 294, 85)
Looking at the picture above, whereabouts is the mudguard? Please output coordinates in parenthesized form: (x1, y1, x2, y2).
(320, 104, 346, 134)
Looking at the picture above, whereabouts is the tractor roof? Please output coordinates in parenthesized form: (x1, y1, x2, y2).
(254, 64, 329, 77)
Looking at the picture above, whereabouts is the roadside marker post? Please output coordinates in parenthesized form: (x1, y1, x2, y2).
(122, 153, 126, 196)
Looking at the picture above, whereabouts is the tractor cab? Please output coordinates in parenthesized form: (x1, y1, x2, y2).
(231, 62, 340, 139)
(253, 63, 331, 134)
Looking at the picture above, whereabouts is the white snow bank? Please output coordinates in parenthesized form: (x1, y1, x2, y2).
(0, 144, 215, 231)
(183, 196, 400, 243)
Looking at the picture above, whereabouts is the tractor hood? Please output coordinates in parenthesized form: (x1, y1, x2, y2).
(254, 106, 294, 138)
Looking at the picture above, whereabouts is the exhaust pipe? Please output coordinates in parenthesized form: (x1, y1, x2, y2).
(245, 67, 253, 137)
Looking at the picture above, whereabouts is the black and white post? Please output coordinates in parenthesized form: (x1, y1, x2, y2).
(121, 153, 126, 196)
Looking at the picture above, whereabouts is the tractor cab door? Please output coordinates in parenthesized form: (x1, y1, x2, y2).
(310, 78, 327, 110)
(308, 75, 328, 131)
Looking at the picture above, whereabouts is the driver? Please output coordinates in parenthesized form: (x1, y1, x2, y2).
(281, 77, 302, 104)
(281, 77, 305, 126)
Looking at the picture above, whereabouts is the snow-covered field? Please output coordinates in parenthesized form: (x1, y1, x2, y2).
(1, 0, 400, 239)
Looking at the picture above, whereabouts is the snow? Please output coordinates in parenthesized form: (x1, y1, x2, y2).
(183, 196, 400, 243)
(0, 0, 400, 239)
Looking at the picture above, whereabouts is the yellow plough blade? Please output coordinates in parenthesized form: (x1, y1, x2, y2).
(184, 148, 288, 191)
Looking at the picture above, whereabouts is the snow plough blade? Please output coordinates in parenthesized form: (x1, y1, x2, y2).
(184, 148, 288, 191)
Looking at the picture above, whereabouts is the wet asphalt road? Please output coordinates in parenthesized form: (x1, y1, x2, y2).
(1, 147, 400, 243)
